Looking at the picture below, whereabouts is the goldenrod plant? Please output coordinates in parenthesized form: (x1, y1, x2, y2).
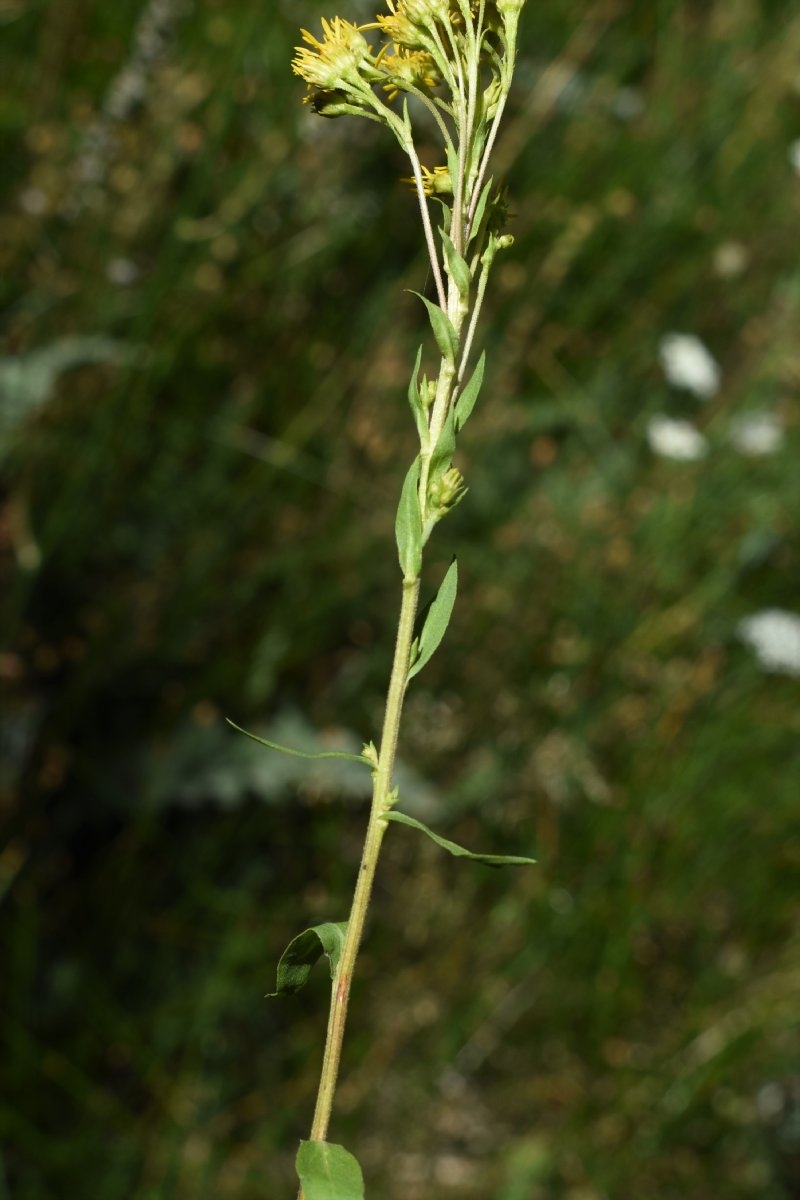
(231, 2, 533, 1194)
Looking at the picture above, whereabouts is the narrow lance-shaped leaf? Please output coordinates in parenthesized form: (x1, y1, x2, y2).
(408, 290, 458, 365)
(429, 406, 456, 478)
(268, 922, 348, 997)
(395, 455, 423, 579)
(408, 559, 458, 680)
(441, 230, 472, 299)
(296, 1141, 365, 1200)
(467, 176, 494, 248)
(407, 345, 428, 443)
(383, 810, 537, 868)
(454, 351, 486, 432)
(226, 719, 371, 765)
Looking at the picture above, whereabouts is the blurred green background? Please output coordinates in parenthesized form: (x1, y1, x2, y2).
(2, 1, 799, 1197)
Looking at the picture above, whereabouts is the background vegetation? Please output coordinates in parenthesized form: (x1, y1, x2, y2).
(1, 1, 799, 1196)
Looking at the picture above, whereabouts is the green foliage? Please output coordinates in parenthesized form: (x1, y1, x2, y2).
(454, 351, 486, 432)
(408, 559, 458, 680)
(2, 0, 800, 1197)
(296, 1141, 364, 1200)
(395, 457, 423, 579)
(406, 347, 429, 443)
(226, 720, 371, 766)
(383, 810, 536, 867)
(441, 232, 472, 300)
(409, 291, 459, 365)
(269, 924, 348, 997)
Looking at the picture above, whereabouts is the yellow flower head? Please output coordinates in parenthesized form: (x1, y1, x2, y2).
(376, 0, 449, 49)
(379, 48, 440, 102)
(403, 164, 452, 195)
(292, 17, 380, 93)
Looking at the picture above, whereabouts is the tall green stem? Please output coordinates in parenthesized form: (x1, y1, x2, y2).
(298, 576, 420, 1196)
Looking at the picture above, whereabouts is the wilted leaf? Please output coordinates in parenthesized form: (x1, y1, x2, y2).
(268, 923, 348, 997)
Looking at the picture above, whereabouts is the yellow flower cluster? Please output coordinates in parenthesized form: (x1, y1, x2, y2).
(292, 0, 522, 116)
(292, 17, 381, 94)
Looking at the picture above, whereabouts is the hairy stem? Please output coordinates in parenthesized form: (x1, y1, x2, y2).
(298, 576, 420, 1194)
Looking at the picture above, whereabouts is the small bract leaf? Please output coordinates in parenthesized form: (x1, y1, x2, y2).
(454, 351, 486, 432)
(296, 1140, 365, 1200)
(409, 290, 458, 365)
(408, 559, 458, 680)
(468, 176, 494, 246)
(268, 922, 348, 997)
(384, 811, 536, 868)
(441, 231, 472, 299)
(226, 720, 371, 764)
(395, 456, 423, 579)
(407, 346, 429, 443)
(429, 406, 456, 478)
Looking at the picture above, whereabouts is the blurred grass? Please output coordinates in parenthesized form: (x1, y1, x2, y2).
(1, 0, 799, 1197)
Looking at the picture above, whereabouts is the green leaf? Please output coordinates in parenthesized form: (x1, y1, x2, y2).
(408, 559, 458, 680)
(441, 231, 472, 299)
(296, 1141, 364, 1200)
(383, 811, 537, 868)
(395, 456, 423, 579)
(468, 176, 493, 246)
(226, 720, 370, 765)
(407, 346, 428, 442)
(409, 290, 458, 365)
(446, 143, 459, 188)
(429, 406, 456, 478)
(268, 922, 348, 997)
(454, 351, 486, 432)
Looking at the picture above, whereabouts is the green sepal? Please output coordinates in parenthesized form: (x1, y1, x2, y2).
(441, 230, 472, 299)
(408, 558, 458, 680)
(468, 176, 494, 247)
(395, 456, 423, 579)
(296, 1140, 365, 1200)
(454, 351, 486, 432)
(383, 810, 537, 868)
(407, 346, 429, 443)
(226, 719, 371, 765)
(408, 290, 458, 365)
(268, 922, 348, 997)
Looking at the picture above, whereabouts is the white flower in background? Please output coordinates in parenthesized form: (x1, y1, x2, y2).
(728, 411, 784, 457)
(788, 139, 800, 177)
(737, 610, 800, 677)
(713, 241, 748, 279)
(106, 257, 140, 286)
(611, 86, 645, 122)
(659, 333, 721, 399)
(647, 415, 709, 461)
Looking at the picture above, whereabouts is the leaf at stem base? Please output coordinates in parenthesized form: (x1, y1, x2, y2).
(296, 1140, 365, 1200)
